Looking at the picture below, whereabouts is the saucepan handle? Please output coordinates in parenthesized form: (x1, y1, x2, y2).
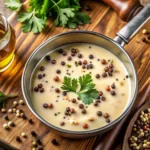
(114, 4, 150, 47)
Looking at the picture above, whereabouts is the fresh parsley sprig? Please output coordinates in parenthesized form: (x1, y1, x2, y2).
(5, 0, 91, 33)
(61, 74, 99, 105)
(0, 91, 18, 108)
(5, 0, 22, 11)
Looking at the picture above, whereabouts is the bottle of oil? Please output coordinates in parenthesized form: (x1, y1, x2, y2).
(0, 14, 16, 72)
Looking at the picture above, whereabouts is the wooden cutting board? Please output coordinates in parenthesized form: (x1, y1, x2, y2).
(0, 0, 150, 150)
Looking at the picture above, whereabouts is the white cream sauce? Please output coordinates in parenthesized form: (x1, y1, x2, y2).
(31, 43, 131, 131)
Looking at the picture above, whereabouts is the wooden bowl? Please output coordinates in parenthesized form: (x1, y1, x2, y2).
(123, 102, 150, 150)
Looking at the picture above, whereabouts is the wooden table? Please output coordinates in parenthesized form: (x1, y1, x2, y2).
(0, 0, 150, 150)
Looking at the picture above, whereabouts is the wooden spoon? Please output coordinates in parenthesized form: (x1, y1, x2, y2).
(122, 102, 150, 150)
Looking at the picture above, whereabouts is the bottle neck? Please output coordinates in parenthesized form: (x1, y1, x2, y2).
(0, 14, 11, 50)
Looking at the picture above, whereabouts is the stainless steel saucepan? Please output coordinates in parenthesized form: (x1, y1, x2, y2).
(22, 5, 150, 138)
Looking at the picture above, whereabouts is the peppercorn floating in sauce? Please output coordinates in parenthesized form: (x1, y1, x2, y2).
(31, 43, 131, 131)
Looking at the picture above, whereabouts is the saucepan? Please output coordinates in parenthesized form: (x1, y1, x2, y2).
(22, 4, 150, 138)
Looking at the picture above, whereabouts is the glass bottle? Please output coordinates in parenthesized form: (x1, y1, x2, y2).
(0, 14, 16, 72)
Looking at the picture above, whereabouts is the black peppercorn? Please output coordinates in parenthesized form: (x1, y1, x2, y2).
(82, 65, 86, 69)
(104, 67, 109, 72)
(56, 69, 61, 74)
(111, 91, 116, 96)
(106, 118, 111, 123)
(66, 107, 70, 112)
(78, 61, 82, 65)
(96, 96, 100, 99)
(40, 88, 44, 93)
(71, 48, 77, 53)
(51, 139, 59, 146)
(67, 56, 72, 61)
(101, 96, 106, 101)
(57, 49, 63, 53)
(45, 55, 51, 61)
(4, 115, 9, 120)
(78, 54, 82, 58)
(64, 111, 69, 116)
(109, 68, 113, 72)
(97, 111, 102, 116)
(95, 74, 100, 79)
(38, 147, 43, 150)
(111, 83, 115, 89)
(89, 64, 93, 69)
(82, 109, 86, 114)
(40, 66, 45, 71)
(108, 72, 112, 76)
(34, 87, 39, 92)
(71, 99, 76, 103)
(62, 51, 67, 56)
(96, 100, 101, 103)
(55, 88, 60, 93)
(102, 72, 107, 77)
(79, 104, 84, 109)
(61, 61, 66, 66)
(38, 84, 43, 88)
(28, 119, 34, 124)
(60, 121, 65, 126)
(94, 102, 98, 106)
(142, 37, 146, 42)
(99, 91, 103, 96)
(16, 136, 21, 142)
(38, 74, 43, 79)
(71, 53, 75, 56)
(31, 131, 37, 137)
(126, 75, 129, 78)
(36, 138, 42, 145)
(109, 64, 113, 68)
(89, 54, 94, 59)
(51, 60, 56, 64)
(62, 91, 67, 96)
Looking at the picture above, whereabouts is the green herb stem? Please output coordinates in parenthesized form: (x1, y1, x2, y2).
(48, 0, 62, 11)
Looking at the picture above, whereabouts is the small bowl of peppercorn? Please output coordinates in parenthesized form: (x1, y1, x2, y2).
(123, 102, 150, 150)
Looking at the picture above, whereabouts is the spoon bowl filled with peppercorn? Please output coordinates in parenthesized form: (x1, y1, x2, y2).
(22, 5, 150, 138)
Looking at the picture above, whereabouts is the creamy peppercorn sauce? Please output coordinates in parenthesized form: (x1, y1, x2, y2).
(31, 43, 131, 131)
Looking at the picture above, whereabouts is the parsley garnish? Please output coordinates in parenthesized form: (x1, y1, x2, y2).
(18, 11, 46, 33)
(61, 74, 98, 105)
(5, 0, 22, 11)
(5, 0, 91, 33)
(0, 91, 18, 108)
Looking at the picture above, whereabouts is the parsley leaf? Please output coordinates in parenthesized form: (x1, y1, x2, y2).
(18, 11, 46, 33)
(75, 12, 91, 24)
(0, 91, 18, 107)
(61, 74, 99, 105)
(78, 89, 98, 105)
(61, 76, 78, 92)
(5, 0, 22, 11)
(79, 74, 95, 91)
(55, 8, 75, 27)
(5, 0, 91, 33)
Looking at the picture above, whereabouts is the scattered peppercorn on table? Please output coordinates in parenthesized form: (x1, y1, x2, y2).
(0, 0, 150, 150)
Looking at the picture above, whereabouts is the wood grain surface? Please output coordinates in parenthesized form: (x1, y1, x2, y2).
(0, 0, 150, 150)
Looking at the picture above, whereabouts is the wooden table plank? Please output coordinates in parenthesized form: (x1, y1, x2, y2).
(0, 0, 150, 150)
